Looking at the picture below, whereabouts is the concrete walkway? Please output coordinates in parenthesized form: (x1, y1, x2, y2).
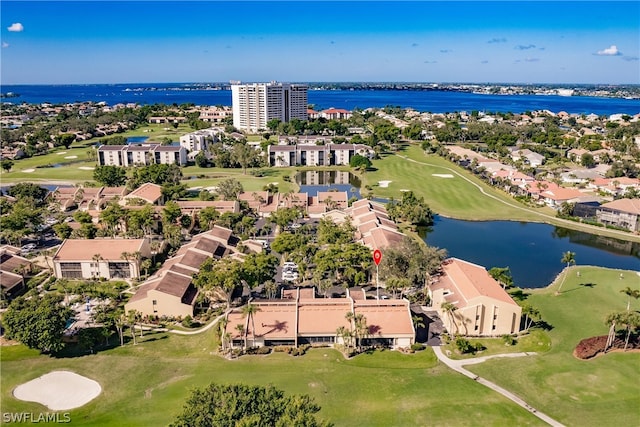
(432, 346, 565, 427)
(168, 310, 230, 336)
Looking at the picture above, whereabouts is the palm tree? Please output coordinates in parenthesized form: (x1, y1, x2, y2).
(412, 314, 425, 332)
(218, 317, 229, 352)
(620, 287, 640, 312)
(127, 310, 138, 344)
(242, 302, 261, 349)
(92, 253, 103, 279)
(521, 303, 541, 331)
(235, 324, 246, 351)
(441, 301, 459, 335)
(556, 251, 576, 294)
(115, 312, 126, 347)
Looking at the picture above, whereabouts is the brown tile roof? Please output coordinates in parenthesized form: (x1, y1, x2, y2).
(125, 183, 163, 204)
(0, 270, 24, 292)
(227, 302, 297, 339)
(435, 258, 519, 308)
(127, 271, 197, 304)
(54, 239, 146, 261)
(361, 227, 405, 250)
(354, 300, 414, 336)
(600, 198, 640, 215)
(297, 300, 352, 335)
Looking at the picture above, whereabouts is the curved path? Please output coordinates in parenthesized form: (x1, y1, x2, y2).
(168, 310, 230, 336)
(432, 346, 565, 427)
(399, 155, 639, 242)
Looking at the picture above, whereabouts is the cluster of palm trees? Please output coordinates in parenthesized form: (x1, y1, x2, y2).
(605, 287, 640, 352)
(336, 311, 369, 353)
(218, 302, 261, 353)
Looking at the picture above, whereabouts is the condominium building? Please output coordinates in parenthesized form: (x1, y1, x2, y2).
(231, 82, 308, 132)
(268, 143, 372, 167)
(97, 144, 187, 167)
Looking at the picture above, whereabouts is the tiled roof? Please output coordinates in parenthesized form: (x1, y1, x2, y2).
(53, 239, 145, 261)
(600, 198, 640, 215)
(125, 183, 163, 204)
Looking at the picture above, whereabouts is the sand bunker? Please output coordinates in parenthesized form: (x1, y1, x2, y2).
(378, 180, 392, 188)
(64, 156, 78, 159)
(78, 166, 95, 170)
(23, 169, 35, 173)
(432, 174, 454, 178)
(13, 371, 101, 411)
(57, 152, 68, 155)
(399, 189, 410, 192)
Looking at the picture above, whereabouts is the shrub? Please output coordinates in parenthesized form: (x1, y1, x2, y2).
(455, 336, 473, 354)
(502, 334, 517, 346)
(182, 315, 193, 328)
(256, 346, 271, 355)
(411, 343, 426, 351)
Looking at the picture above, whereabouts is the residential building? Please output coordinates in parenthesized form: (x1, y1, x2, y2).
(0, 245, 31, 298)
(198, 106, 232, 123)
(121, 183, 164, 206)
(125, 226, 239, 318)
(97, 144, 187, 167)
(268, 143, 371, 167)
(231, 82, 308, 132)
(596, 199, 640, 232)
(429, 258, 522, 337)
(225, 287, 414, 349)
(53, 239, 150, 280)
(179, 128, 221, 158)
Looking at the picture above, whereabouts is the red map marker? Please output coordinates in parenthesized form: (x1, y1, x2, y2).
(373, 249, 382, 266)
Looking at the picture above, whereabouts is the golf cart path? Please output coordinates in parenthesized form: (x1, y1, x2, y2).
(432, 346, 565, 427)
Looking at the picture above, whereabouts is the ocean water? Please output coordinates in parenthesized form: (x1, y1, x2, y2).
(2, 83, 640, 116)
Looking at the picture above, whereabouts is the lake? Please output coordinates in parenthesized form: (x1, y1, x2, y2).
(295, 170, 361, 198)
(420, 217, 640, 289)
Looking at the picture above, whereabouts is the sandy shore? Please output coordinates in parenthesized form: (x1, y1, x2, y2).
(13, 371, 101, 410)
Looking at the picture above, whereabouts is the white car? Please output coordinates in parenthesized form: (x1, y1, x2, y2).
(21, 243, 37, 251)
(282, 273, 299, 282)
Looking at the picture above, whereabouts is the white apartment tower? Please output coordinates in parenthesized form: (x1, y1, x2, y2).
(231, 81, 308, 132)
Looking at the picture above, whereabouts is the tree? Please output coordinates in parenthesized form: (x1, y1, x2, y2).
(194, 151, 209, 168)
(441, 301, 459, 335)
(53, 222, 73, 239)
(6, 183, 49, 206)
(606, 311, 640, 351)
(193, 257, 243, 308)
(162, 200, 182, 225)
(93, 165, 127, 186)
(2, 294, 72, 354)
(241, 302, 261, 348)
(521, 303, 541, 330)
(1, 159, 14, 172)
(621, 287, 640, 312)
(241, 253, 277, 288)
(198, 206, 220, 230)
(488, 267, 514, 289)
(217, 178, 244, 200)
(170, 383, 330, 427)
(556, 251, 576, 294)
(232, 143, 258, 174)
(349, 154, 372, 170)
(581, 152, 596, 168)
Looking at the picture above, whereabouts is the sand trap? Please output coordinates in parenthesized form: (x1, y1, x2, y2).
(23, 169, 35, 173)
(64, 155, 78, 159)
(14, 371, 101, 411)
(399, 189, 410, 192)
(57, 151, 68, 155)
(78, 166, 94, 170)
(432, 174, 454, 178)
(378, 180, 392, 188)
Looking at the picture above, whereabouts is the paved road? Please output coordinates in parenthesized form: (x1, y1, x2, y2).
(432, 346, 565, 427)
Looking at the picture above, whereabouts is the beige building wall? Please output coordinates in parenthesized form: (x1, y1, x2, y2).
(125, 289, 194, 318)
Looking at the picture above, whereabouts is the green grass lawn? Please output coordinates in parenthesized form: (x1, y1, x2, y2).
(1, 146, 96, 183)
(467, 267, 640, 427)
(1, 326, 543, 426)
(363, 145, 551, 222)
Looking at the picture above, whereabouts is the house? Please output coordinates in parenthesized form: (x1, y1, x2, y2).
(125, 226, 239, 318)
(509, 148, 545, 167)
(0, 245, 31, 298)
(53, 239, 150, 280)
(224, 287, 414, 349)
(121, 183, 164, 206)
(429, 258, 521, 337)
(319, 108, 352, 120)
(596, 199, 640, 232)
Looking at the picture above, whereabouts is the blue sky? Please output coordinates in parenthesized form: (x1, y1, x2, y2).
(1, 1, 638, 84)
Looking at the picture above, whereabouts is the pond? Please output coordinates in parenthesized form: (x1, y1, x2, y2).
(126, 136, 149, 144)
(420, 217, 640, 289)
(295, 170, 361, 198)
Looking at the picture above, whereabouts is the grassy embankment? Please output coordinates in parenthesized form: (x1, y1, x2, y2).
(362, 145, 640, 242)
(467, 266, 640, 427)
(1, 330, 542, 426)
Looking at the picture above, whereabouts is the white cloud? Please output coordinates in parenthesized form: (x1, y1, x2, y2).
(7, 23, 24, 32)
(596, 45, 622, 56)
(1, 42, 8, 48)
(488, 37, 507, 44)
